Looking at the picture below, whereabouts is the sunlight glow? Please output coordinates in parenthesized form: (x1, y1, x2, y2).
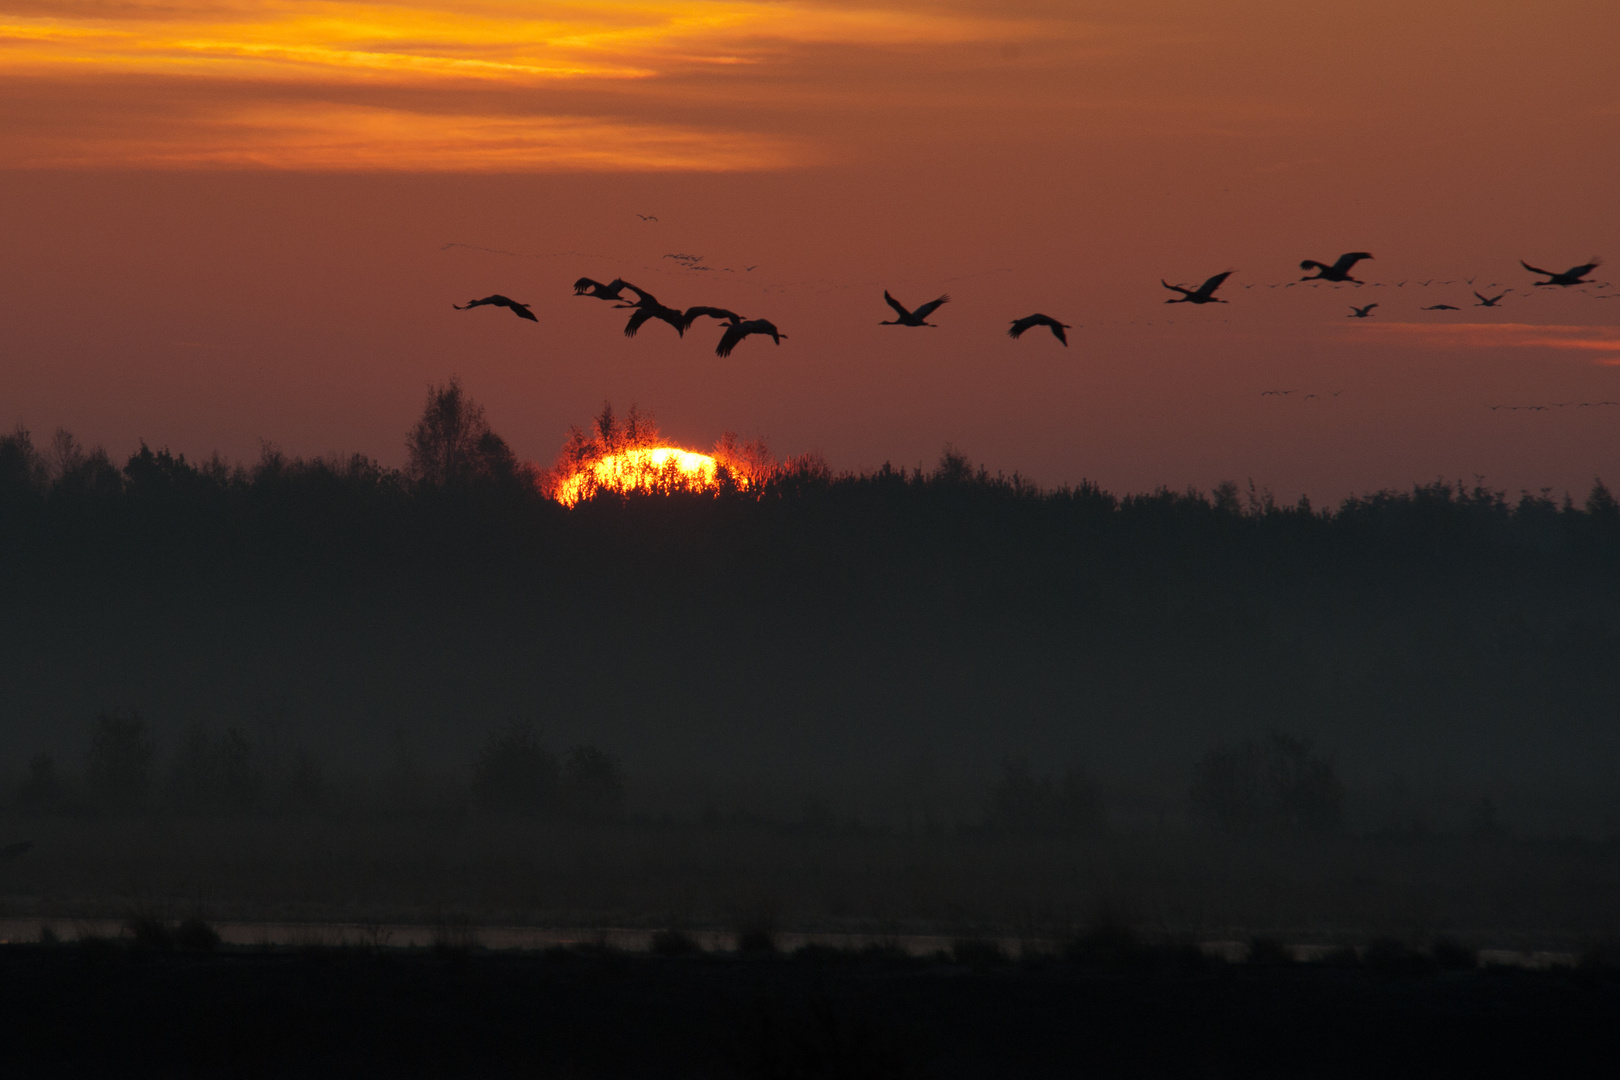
(553, 446, 739, 507)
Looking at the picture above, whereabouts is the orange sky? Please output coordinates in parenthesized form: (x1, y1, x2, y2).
(1, 0, 1617, 500)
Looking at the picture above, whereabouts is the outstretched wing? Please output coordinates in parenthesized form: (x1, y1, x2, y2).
(1299, 260, 1326, 272)
(684, 306, 742, 324)
(623, 308, 656, 338)
(1520, 260, 1556, 277)
(1008, 315, 1036, 339)
(912, 294, 951, 320)
(573, 277, 605, 294)
(1565, 260, 1602, 277)
(882, 290, 911, 318)
(1161, 280, 1193, 296)
(509, 302, 538, 321)
(1047, 321, 1069, 346)
(653, 305, 686, 336)
(1197, 272, 1233, 297)
(1331, 252, 1372, 274)
(621, 282, 659, 307)
(455, 296, 496, 310)
(716, 323, 747, 357)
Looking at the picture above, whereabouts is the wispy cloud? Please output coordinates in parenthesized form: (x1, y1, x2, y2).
(3, 98, 805, 171)
(1352, 322, 1620, 364)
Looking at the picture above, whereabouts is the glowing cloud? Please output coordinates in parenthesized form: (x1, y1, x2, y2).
(1, 2, 1061, 170)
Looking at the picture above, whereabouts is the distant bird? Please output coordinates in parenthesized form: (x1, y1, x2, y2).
(454, 295, 537, 321)
(0, 841, 31, 862)
(1300, 252, 1374, 283)
(743, 265, 758, 272)
(881, 291, 950, 326)
(1348, 303, 1378, 318)
(1260, 389, 1299, 396)
(1521, 258, 1602, 287)
(573, 277, 628, 300)
(1008, 313, 1072, 345)
(1423, 304, 1461, 310)
(636, 214, 658, 221)
(1162, 271, 1232, 304)
(1473, 291, 1507, 307)
(716, 319, 786, 357)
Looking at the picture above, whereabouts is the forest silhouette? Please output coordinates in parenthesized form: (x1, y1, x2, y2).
(2, 381, 1620, 942)
(3, 380, 1618, 821)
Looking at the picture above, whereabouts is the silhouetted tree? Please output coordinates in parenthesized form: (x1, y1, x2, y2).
(987, 758, 1104, 833)
(17, 753, 66, 815)
(0, 425, 47, 499)
(166, 725, 261, 815)
(84, 711, 154, 813)
(405, 377, 521, 490)
(1189, 733, 1343, 835)
(470, 721, 559, 814)
(562, 744, 627, 821)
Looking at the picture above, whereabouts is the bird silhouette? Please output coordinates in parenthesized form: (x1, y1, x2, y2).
(1521, 258, 1602, 286)
(1473, 291, 1507, 307)
(881, 291, 950, 326)
(1300, 252, 1373, 283)
(615, 284, 686, 337)
(1162, 271, 1232, 304)
(1008, 313, 1072, 345)
(1423, 304, 1461, 311)
(1348, 303, 1378, 318)
(619, 306, 685, 338)
(635, 214, 658, 221)
(679, 306, 743, 332)
(573, 277, 628, 300)
(454, 295, 537, 321)
(716, 319, 786, 357)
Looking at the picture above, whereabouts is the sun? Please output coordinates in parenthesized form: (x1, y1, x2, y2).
(552, 445, 738, 507)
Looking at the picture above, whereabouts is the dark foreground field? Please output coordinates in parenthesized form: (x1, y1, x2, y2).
(2, 939, 1616, 1078)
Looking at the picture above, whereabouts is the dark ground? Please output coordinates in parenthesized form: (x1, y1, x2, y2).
(2, 941, 1616, 1078)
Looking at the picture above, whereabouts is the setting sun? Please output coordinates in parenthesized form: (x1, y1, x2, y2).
(553, 445, 736, 506)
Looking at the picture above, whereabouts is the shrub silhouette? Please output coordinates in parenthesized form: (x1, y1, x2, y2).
(1430, 936, 1478, 970)
(172, 917, 222, 954)
(650, 929, 703, 957)
(470, 721, 558, 814)
(1189, 732, 1344, 835)
(84, 711, 154, 814)
(950, 938, 1006, 970)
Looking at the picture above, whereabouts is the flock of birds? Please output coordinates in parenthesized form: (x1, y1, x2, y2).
(450, 252, 1610, 358)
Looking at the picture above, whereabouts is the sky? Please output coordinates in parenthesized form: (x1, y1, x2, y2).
(1, 0, 1618, 502)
